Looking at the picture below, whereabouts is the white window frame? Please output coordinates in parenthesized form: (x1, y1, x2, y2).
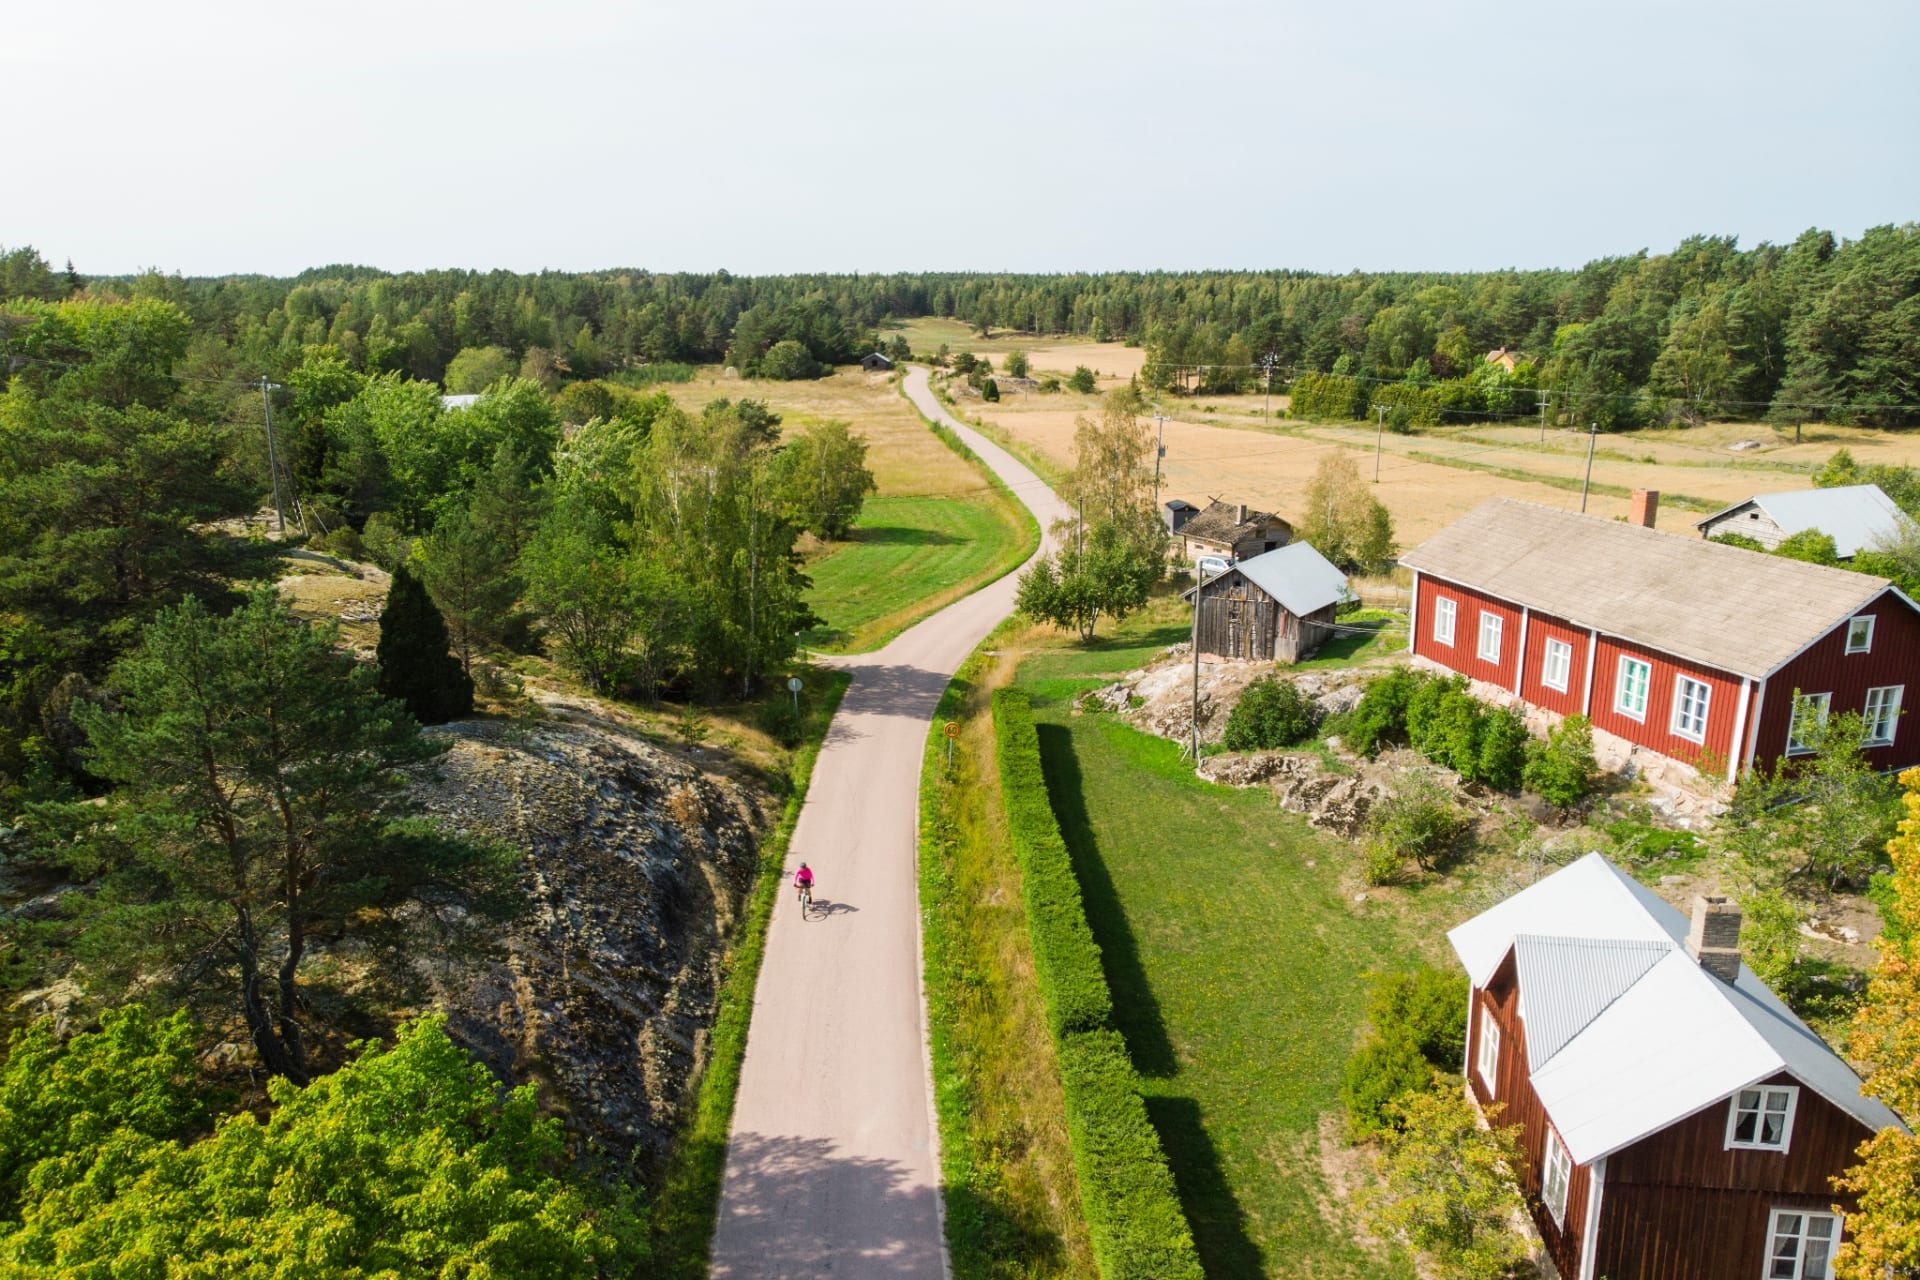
(1765, 1206, 1841, 1280)
(1434, 597, 1456, 647)
(1477, 610, 1503, 663)
(1864, 685, 1903, 747)
(1726, 1083, 1799, 1152)
(1846, 615, 1875, 655)
(1541, 1129, 1572, 1227)
(1671, 676, 1712, 744)
(1541, 638, 1572, 693)
(1476, 1007, 1500, 1095)
(1615, 656, 1651, 722)
(1788, 693, 1832, 756)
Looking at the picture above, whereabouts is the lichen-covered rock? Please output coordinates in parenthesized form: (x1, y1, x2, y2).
(408, 715, 773, 1173)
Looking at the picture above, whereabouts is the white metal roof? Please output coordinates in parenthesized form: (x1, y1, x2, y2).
(1449, 852, 1905, 1164)
(1696, 484, 1916, 560)
(440, 393, 482, 410)
(1224, 542, 1352, 616)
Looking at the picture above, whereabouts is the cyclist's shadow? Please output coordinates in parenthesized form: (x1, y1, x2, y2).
(803, 898, 859, 921)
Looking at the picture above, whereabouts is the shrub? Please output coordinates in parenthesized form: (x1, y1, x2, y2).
(1340, 1032, 1432, 1139)
(1289, 372, 1368, 421)
(1038, 375, 1062, 393)
(1420, 685, 1484, 777)
(1711, 531, 1768, 552)
(992, 692, 1202, 1280)
(1067, 365, 1097, 394)
(1058, 1030, 1205, 1280)
(981, 377, 1000, 402)
(759, 339, 821, 381)
(1476, 706, 1529, 791)
(1367, 966, 1469, 1072)
(1221, 677, 1320, 752)
(1366, 773, 1470, 876)
(757, 694, 802, 746)
(1523, 714, 1598, 811)
(375, 564, 474, 725)
(1004, 349, 1030, 379)
(1346, 668, 1426, 756)
(993, 690, 1110, 1035)
(1364, 1089, 1531, 1278)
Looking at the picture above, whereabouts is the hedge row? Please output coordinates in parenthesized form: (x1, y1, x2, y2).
(991, 689, 1204, 1280)
(993, 688, 1112, 1037)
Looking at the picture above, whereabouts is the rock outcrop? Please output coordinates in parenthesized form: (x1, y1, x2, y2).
(409, 713, 773, 1173)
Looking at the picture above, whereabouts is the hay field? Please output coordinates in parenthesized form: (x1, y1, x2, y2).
(892, 318, 1147, 382)
(663, 368, 980, 498)
(961, 393, 1905, 547)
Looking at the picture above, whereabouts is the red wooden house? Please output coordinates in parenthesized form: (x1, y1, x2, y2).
(1450, 853, 1905, 1279)
(1400, 499, 1920, 781)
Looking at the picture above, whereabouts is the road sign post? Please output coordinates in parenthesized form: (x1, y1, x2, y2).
(943, 720, 958, 770)
(787, 675, 803, 717)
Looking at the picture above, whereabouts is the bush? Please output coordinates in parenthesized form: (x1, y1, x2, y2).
(1037, 375, 1063, 394)
(1067, 366, 1097, 394)
(1057, 1030, 1205, 1280)
(1289, 372, 1368, 421)
(1367, 966, 1469, 1072)
(1221, 677, 1320, 752)
(1476, 706, 1528, 791)
(992, 692, 1202, 1280)
(1523, 714, 1598, 811)
(993, 690, 1111, 1036)
(1365, 773, 1470, 878)
(1346, 668, 1426, 756)
(1364, 1089, 1530, 1278)
(1341, 1032, 1433, 1139)
(760, 339, 821, 381)
(757, 694, 802, 746)
(981, 377, 1000, 402)
(1004, 349, 1030, 379)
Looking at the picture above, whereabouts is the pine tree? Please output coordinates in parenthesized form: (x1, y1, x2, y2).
(376, 564, 473, 724)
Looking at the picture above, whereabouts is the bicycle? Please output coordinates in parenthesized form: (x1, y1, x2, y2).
(797, 882, 814, 916)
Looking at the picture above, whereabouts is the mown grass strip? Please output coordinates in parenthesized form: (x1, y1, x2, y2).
(992, 688, 1203, 1280)
(920, 637, 1095, 1279)
(1404, 449, 1722, 511)
(652, 669, 852, 1277)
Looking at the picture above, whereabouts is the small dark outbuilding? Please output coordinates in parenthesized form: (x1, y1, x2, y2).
(860, 352, 894, 372)
(1182, 542, 1350, 663)
(1164, 498, 1200, 532)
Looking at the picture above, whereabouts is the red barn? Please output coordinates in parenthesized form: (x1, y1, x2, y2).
(1450, 853, 1905, 1280)
(1400, 499, 1920, 781)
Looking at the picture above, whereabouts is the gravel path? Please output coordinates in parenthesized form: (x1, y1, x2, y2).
(709, 369, 1067, 1278)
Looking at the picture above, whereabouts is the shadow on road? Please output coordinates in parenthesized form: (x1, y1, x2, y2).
(712, 1131, 944, 1279)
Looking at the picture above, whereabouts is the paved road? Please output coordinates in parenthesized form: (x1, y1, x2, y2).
(710, 370, 1067, 1278)
(710, 368, 1075, 1280)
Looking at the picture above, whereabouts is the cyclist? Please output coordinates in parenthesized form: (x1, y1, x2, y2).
(793, 862, 816, 908)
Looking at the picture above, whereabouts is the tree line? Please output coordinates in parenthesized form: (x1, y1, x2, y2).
(8, 222, 1917, 428)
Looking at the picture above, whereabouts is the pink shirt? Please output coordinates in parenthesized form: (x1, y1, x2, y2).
(794, 866, 814, 886)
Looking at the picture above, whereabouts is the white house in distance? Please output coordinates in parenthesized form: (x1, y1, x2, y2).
(1695, 484, 1914, 561)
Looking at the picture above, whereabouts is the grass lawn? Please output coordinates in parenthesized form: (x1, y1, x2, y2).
(802, 494, 1031, 653)
(1014, 615, 1470, 1279)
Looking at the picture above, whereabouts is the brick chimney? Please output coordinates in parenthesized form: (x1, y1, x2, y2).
(1630, 489, 1660, 529)
(1686, 896, 1743, 982)
(1236, 503, 1248, 525)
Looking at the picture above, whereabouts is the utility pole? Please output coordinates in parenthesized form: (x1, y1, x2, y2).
(1579, 422, 1599, 513)
(1262, 353, 1277, 416)
(1153, 412, 1166, 514)
(1374, 405, 1386, 482)
(257, 377, 287, 536)
(1537, 392, 1549, 450)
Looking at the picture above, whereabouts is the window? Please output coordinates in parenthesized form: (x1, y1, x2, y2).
(1865, 685, 1903, 747)
(1541, 1130, 1572, 1227)
(1476, 1008, 1500, 1094)
(1766, 1208, 1840, 1280)
(1846, 615, 1875, 654)
(1434, 597, 1456, 646)
(1541, 639, 1572, 693)
(1615, 657, 1651, 721)
(1672, 676, 1712, 743)
(1788, 693, 1832, 755)
(1478, 611, 1503, 662)
(1727, 1084, 1799, 1151)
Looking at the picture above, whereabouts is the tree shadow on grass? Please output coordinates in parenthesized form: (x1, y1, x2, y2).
(850, 523, 965, 548)
(1146, 1095, 1266, 1280)
(1033, 722, 1179, 1079)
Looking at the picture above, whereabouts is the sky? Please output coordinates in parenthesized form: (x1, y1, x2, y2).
(9, 0, 1917, 279)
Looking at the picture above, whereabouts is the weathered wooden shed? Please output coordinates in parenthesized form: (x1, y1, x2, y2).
(860, 352, 894, 371)
(1183, 542, 1350, 663)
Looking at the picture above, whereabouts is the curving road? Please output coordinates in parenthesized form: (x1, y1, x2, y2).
(709, 369, 1067, 1278)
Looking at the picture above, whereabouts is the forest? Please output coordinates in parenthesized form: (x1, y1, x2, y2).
(6, 222, 1918, 429)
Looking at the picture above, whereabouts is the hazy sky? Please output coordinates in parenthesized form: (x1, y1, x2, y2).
(10, 0, 1916, 278)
